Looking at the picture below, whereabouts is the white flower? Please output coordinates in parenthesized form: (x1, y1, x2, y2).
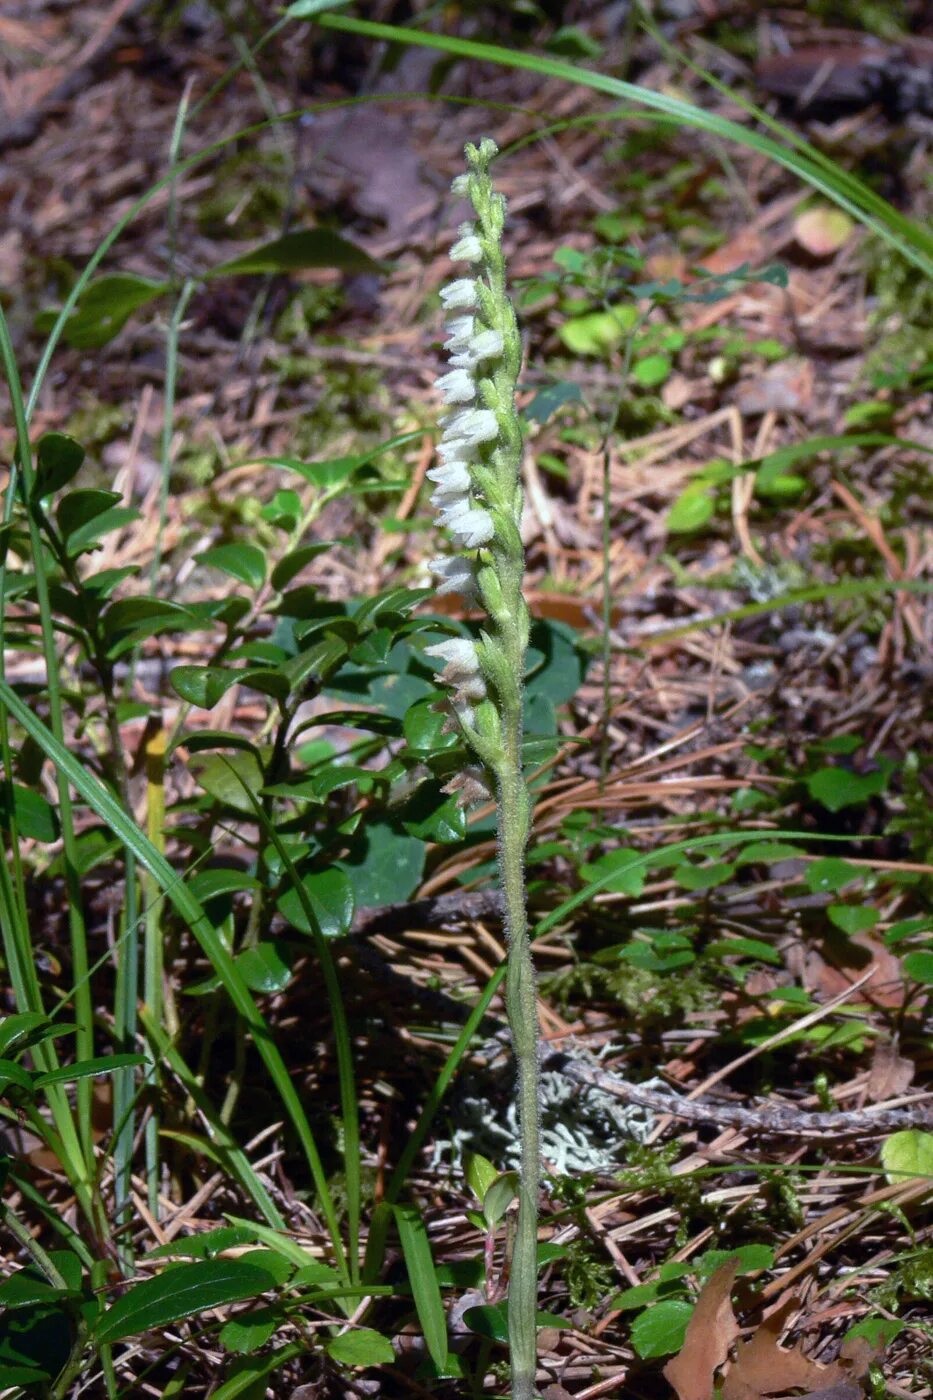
(435, 368, 476, 404)
(467, 328, 503, 361)
(427, 461, 472, 492)
(442, 407, 498, 448)
(440, 279, 478, 310)
(437, 437, 475, 466)
(444, 316, 476, 352)
(443, 764, 493, 806)
(450, 224, 483, 262)
(451, 173, 470, 196)
(449, 508, 495, 548)
(430, 555, 477, 598)
(425, 638, 485, 699)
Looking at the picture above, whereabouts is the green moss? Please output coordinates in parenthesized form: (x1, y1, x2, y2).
(198, 148, 289, 239)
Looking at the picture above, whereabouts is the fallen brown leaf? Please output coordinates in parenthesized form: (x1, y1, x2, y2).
(722, 1299, 848, 1400)
(663, 1256, 742, 1400)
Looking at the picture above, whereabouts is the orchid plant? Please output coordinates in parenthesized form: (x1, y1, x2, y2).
(424, 138, 540, 1400)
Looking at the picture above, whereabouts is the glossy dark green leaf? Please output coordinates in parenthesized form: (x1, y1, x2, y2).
(103, 598, 194, 637)
(339, 821, 425, 908)
(191, 751, 265, 814)
(66, 505, 140, 556)
(0, 1058, 37, 1095)
(401, 784, 466, 844)
(147, 1226, 258, 1260)
(241, 668, 291, 703)
(34, 432, 85, 497)
(170, 666, 239, 710)
(523, 380, 583, 424)
(403, 697, 457, 754)
(0, 1301, 73, 1380)
(209, 229, 381, 278)
(220, 1305, 280, 1354)
(234, 943, 294, 994)
(462, 1302, 569, 1343)
(828, 904, 879, 935)
(270, 543, 337, 592)
(0, 1273, 77, 1310)
(197, 543, 266, 591)
(277, 867, 354, 939)
(0, 1013, 52, 1057)
(56, 489, 121, 538)
(326, 1327, 395, 1367)
(93, 1259, 279, 1345)
(46, 273, 167, 349)
(0, 783, 59, 842)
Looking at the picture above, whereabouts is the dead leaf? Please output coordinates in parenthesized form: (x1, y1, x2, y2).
(663, 1257, 742, 1400)
(866, 1038, 914, 1102)
(736, 359, 814, 416)
(721, 1298, 848, 1400)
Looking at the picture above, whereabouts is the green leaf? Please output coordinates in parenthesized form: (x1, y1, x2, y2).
(482, 1171, 518, 1230)
(806, 766, 886, 811)
(326, 1327, 395, 1367)
(523, 380, 583, 424)
(880, 1130, 933, 1184)
(675, 860, 734, 891)
(403, 697, 457, 754)
(462, 1302, 569, 1343)
(271, 543, 336, 592)
(630, 1298, 694, 1359)
(668, 485, 715, 533)
(34, 1053, 145, 1088)
(394, 1206, 447, 1370)
(696, 1244, 774, 1279)
(0, 1273, 77, 1310)
(210, 1344, 304, 1400)
(0, 1302, 73, 1381)
(706, 936, 781, 965)
(34, 432, 85, 497)
(209, 229, 381, 278)
(579, 847, 645, 897)
(559, 305, 636, 356)
(191, 751, 265, 813)
(0, 1058, 37, 1095)
(400, 784, 466, 844)
(902, 951, 933, 984)
(277, 867, 354, 938)
(805, 858, 862, 894)
(0, 783, 59, 842)
(339, 821, 425, 908)
(103, 598, 194, 636)
(633, 352, 672, 387)
(261, 489, 302, 531)
(220, 1306, 280, 1354)
(285, 0, 351, 14)
(56, 489, 121, 537)
(170, 666, 239, 709)
(234, 943, 294, 994)
(44, 273, 167, 349)
(93, 1259, 279, 1345)
(197, 544, 266, 591)
(464, 1152, 498, 1204)
(828, 904, 879, 935)
(0, 1013, 54, 1057)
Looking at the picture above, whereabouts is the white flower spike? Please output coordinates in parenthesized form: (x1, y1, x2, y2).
(450, 224, 483, 262)
(439, 278, 478, 310)
(435, 368, 476, 404)
(429, 555, 477, 598)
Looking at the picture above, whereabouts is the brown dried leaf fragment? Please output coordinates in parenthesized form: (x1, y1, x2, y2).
(722, 1298, 849, 1400)
(662, 1256, 742, 1400)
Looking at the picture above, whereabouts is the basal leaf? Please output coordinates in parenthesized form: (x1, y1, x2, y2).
(93, 1259, 279, 1345)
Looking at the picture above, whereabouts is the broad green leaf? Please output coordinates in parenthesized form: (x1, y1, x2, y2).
(706, 936, 781, 965)
(56, 489, 121, 537)
(66, 506, 140, 556)
(696, 1244, 774, 1279)
(805, 858, 862, 893)
(0, 1013, 53, 1057)
(394, 1206, 447, 1370)
(828, 904, 879, 935)
(523, 380, 583, 424)
(462, 1302, 570, 1343)
(579, 847, 644, 897)
(806, 766, 886, 811)
(403, 697, 457, 753)
(668, 485, 715, 533)
(93, 1259, 279, 1345)
(170, 666, 239, 709)
(42, 273, 167, 349)
(675, 860, 734, 891)
(880, 1130, 933, 1184)
(197, 543, 266, 591)
(559, 305, 636, 356)
(191, 751, 265, 813)
(277, 867, 354, 938)
(630, 1298, 694, 1358)
(234, 943, 294, 994)
(401, 784, 466, 844)
(902, 951, 933, 984)
(147, 1226, 257, 1260)
(482, 1171, 518, 1229)
(210, 1344, 304, 1400)
(339, 821, 425, 907)
(326, 1327, 395, 1367)
(0, 1273, 76, 1310)
(209, 229, 381, 278)
(464, 1152, 498, 1204)
(103, 598, 194, 636)
(0, 1301, 72, 1380)
(271, 542, 336, 592)
(0, 783, 59, 842)
(633, 352, 672, 387)
(34, 432, 85, 497)
(220, 1306, 280, 1354)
